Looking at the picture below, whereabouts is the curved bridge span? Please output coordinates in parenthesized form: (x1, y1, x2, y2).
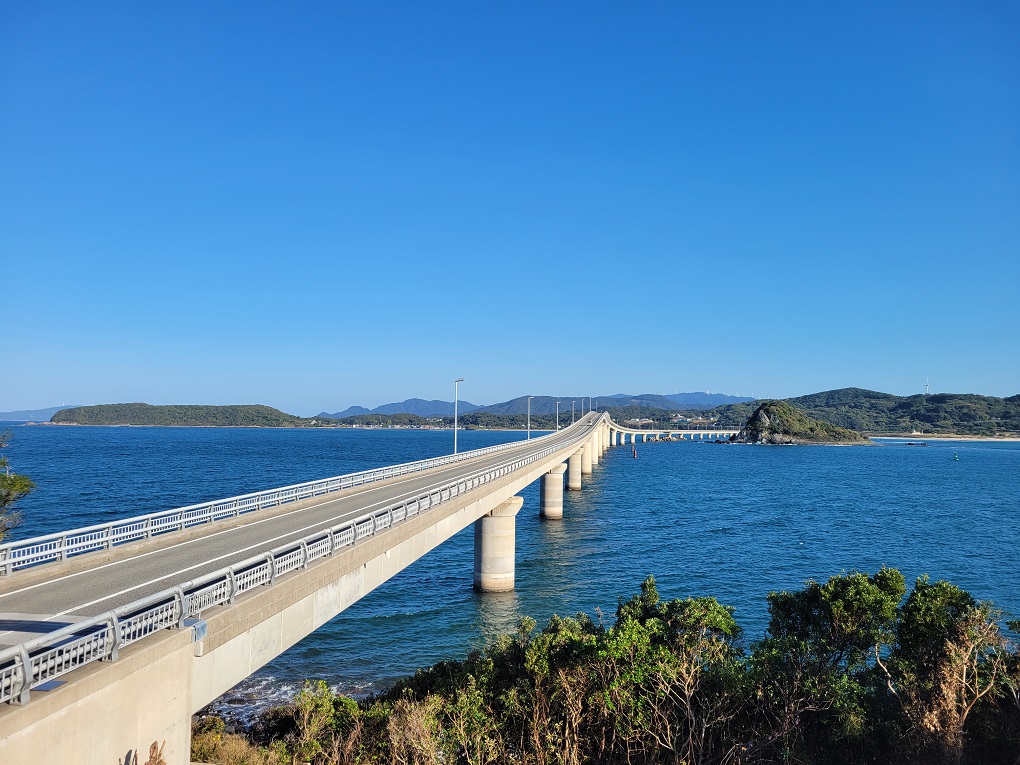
(0, 413, 726, 762)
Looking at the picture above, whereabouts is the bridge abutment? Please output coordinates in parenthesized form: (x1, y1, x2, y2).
(473, 496, 523, 592)
(540, 464, 568, 519)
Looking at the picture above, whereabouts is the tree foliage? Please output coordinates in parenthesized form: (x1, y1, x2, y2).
(197, 570, 1020, 765)
(0, 429, 34, 540)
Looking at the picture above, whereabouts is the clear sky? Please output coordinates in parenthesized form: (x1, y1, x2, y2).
(3, 2, 1017, 415)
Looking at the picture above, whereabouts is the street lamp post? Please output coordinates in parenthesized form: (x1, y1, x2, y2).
(454, 378, 464, 454)
(571, 400, 575, 424)
(556, 401, 560, 430)
(527, 396, 533, 440)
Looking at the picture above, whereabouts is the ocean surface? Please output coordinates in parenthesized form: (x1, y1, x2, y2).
(2, 423, 1018, 720)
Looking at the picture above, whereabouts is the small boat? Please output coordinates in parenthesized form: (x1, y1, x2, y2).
(953, 451, 960, 461)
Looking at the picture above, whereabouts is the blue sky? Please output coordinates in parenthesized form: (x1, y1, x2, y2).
(3, 2, 1017, 415)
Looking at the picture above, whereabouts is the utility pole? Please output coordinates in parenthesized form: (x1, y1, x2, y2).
(453, 378, 464, 453)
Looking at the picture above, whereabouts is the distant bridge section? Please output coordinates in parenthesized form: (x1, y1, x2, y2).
(608, 422, 740, 443)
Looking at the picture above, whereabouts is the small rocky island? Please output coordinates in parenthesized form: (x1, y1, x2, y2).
(731, 400, 870, 444)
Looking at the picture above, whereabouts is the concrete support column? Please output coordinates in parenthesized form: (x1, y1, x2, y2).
(567, 449, 583, 490)
(592, 430, 600, 465)
(540, 464, 568, 519)
(474, 496, 523, 592)
(643, 433, 647, 443)
(581, 441, 593, 475)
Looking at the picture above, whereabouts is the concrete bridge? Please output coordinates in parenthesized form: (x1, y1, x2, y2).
(608, 423, 739, 444)
(0, 413, 733, 763)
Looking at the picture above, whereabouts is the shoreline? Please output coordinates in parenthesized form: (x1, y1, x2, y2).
(17, 422, 557, 432)
(870, 435, 1020, 443)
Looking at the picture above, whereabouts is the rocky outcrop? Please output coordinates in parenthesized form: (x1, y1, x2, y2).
(732, 401, 869, 444)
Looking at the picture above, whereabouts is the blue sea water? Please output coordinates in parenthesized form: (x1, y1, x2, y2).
(2, 424, 1018, 715)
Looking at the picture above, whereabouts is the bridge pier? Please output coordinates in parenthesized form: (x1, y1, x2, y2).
(540, 464, 568, 519)
(474, 496, 523, 592)
(567, 449, 583, 490)
(581, 441, 593, 475)
(592, 431, 600, 466)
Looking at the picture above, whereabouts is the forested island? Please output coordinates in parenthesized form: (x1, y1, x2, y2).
(50, 404, 313, 428)
(731, 401, 870, 444)
(192, 569, 1020, 765)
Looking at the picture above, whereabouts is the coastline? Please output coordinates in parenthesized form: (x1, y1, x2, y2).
(870, 435, 1020, 443)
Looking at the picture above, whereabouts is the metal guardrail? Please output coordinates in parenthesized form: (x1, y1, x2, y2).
(0, 414, 604, 704)
(0, 421, 580, 577)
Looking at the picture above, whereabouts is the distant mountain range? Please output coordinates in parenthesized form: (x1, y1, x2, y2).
(319, 398, 483, 418)
(0, 405, 79, 421)
(319, 392, 753, 418)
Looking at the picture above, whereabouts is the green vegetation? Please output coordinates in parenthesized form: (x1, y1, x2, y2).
(0, 430, 34, 540)
(711, 388, 1020, 436)
(193, 570, 1019, 765)
(51, 403, 313, 427)
(733, 400, 870, 444)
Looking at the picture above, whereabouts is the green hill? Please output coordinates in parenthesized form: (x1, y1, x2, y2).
(732, 400, 869, 444)
(51, 403, 310, 427)
(711, 388, 1020, 436)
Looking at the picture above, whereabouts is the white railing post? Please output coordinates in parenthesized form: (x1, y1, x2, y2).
(173, 586, 187, 628)
(104, 612, 121, 662)
(13, 645, 32, 705)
